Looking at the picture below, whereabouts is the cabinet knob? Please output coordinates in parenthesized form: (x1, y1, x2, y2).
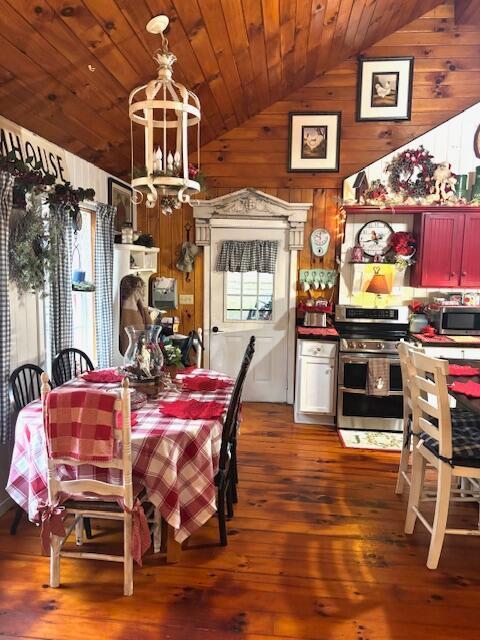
(462, 271, 467, 277)
(450, 272, 456, 278)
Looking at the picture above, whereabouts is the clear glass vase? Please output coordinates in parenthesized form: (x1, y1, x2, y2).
(123, 325, 164, 381)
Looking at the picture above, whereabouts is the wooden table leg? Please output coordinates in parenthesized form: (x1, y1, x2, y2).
(166, 525, 182, 563)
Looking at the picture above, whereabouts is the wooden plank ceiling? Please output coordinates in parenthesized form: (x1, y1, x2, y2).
(0, 0, 444, 179)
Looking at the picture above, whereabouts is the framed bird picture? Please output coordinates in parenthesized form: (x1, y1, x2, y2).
(356, 57, 414, 122)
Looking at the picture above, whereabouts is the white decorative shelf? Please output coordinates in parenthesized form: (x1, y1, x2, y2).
(112, 243, 160, 367)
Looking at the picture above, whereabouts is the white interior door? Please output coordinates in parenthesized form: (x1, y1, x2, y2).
(209, 226, 290, 402)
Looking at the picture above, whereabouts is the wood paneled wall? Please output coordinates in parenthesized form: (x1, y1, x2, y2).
(138, 1, 480, 334)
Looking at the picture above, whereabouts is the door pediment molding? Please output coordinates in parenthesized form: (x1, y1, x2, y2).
(191, 188, 310, 250)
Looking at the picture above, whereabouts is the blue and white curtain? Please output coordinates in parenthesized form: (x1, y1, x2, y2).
(94, 203, 116, 368)
(49, 204, 73, 359)
(0, 172, 14, 443)
(216, 240, 279, 274)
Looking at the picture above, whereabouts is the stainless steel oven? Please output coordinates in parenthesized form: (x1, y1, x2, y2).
(337, 352, 403, 431)
(335, 305, 409, 432)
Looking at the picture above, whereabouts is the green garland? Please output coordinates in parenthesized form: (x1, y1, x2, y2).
(9, 202, 54, 295)
(1, 150, 95, 294)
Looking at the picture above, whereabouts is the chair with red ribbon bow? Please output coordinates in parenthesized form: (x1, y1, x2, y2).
(39, 374, 158, 596)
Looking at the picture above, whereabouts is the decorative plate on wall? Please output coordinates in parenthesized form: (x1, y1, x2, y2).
(474, 124, 480, 159)
(357, 220, 393, 257)
(310, 228, 330, 257)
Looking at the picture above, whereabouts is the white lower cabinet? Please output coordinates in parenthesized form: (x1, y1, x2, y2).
(423, 346, 480, 360)
(294, 339, 337, 425)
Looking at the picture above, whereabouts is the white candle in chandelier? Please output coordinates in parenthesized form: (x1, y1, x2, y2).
(174, 151, 181, 170)
(167, 152, 174, 172)
(153, 147, 162, 173)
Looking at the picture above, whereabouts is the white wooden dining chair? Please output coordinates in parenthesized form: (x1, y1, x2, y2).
(405, 352, 480, 569)
(41, 374, 160, 595)
(396, 342, 424, 495)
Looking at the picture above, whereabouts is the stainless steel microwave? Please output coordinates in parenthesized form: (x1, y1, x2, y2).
(427, 305, 480, 335)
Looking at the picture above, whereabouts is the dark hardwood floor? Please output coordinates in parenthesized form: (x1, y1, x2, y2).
(1, 403, 480, 639)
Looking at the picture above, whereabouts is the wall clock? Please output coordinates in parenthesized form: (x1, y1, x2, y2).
(357, 220, 393, 257)
(310, 228, 330, 257)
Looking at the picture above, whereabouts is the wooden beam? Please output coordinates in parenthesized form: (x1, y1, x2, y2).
(455, 0, 480, 25)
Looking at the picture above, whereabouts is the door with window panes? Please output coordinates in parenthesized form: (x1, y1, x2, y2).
(209, 227, 289, 402)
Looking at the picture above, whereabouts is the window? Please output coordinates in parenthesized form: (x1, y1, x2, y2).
(72, 208, 95, 361)
(225, 271, 273, 321)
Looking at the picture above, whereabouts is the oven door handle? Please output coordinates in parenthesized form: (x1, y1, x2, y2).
(340, 356, 400, 365)
(339, 386, 403, 396)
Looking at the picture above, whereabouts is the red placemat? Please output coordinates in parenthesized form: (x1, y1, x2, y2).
(182, 376, 232, 391)
(411, 333, 452, 343)
(449, 380, 480, 398)
(297, 327, 339, 337)
(83, 369, 124, 383)
(159, 399, 226, 419)
(449, 364, 480, 376)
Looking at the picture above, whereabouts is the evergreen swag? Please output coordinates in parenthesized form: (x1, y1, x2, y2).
(1, 151, 95, 294)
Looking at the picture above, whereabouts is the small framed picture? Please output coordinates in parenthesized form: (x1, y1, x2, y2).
(357, 57, 414, 121)
(288, 112, 341, 172)
(108, 177, 134, 233)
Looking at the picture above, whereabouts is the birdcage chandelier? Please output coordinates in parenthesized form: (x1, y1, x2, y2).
(129, 15, 201, 214)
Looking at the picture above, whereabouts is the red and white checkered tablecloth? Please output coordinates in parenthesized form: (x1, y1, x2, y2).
(6, 369, 234, 543)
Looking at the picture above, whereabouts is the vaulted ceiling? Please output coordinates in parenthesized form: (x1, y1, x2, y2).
(0, 0, 445, 178)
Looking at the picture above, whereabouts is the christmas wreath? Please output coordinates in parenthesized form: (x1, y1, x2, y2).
(386, 145, 436, 200)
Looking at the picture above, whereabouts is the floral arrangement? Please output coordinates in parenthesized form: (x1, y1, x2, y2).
(389, 231, 416, 256)
(377, 231, 417, 271)
(363, 179, 388, 204)
(161, 343, 183, 368)
(409, 300, 426, 314)
(386, 146, 436, 200)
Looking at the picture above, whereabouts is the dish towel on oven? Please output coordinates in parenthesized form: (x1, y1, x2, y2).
(367, 359, 390, 396)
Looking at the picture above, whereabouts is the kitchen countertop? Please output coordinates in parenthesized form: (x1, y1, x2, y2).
(297, 326, 339, 341)
(409, 333, 480, 347)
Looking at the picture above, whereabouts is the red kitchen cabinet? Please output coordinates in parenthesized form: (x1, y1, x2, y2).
(411, 208, 480, 288)
(343, 206, 480, 288)
(460, 213, 480, 288)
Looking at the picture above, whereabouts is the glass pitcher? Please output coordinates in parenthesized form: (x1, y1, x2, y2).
(123, 325, 164, 380)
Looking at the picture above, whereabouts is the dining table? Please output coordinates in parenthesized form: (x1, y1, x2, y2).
(6, 368, 234, 560)
(446, 359, 480, 414)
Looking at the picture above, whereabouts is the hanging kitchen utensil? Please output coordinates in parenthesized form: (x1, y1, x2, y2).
(176, 223, 199, 282)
